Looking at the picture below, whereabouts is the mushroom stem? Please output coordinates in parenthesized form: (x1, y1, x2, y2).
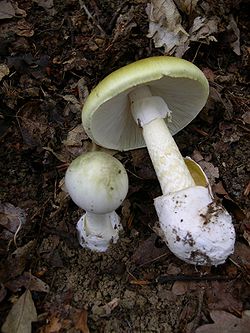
(129, 86, 195, 194)
(84, 211, 120, 239)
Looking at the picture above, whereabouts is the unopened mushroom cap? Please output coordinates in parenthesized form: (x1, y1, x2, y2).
(82, 56, 209, 151)
(65, 151, 129, 214)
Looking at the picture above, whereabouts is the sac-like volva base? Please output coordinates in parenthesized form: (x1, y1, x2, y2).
(76, 211, 123, 252)
(154, 186, 235, 266)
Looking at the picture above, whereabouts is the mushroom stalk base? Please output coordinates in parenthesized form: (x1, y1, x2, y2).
(76, 211, 122, 252)
(129, 86, 195, 194)
(143, 118, 195, 194)
(154, 186, 235, 266)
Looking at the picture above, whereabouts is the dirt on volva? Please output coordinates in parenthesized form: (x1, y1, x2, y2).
(0, 1, 249, 332)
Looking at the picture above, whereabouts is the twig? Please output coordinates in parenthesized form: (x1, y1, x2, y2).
(156, 274, 234, 283)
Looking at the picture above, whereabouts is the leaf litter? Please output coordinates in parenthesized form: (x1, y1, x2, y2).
(0, 0, 249, 332)
(1, 289, 37, 333)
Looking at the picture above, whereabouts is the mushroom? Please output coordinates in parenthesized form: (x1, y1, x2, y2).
(81, 56, 235, 265)
(65, 151, 129, 252)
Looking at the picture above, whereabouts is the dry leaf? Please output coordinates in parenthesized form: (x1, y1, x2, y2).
(0, 202, 26, 240)
(174, 0, 198, 14)
(39, 316, 62, 333)
(227, 15, 241, 55)
(146, 0, 189, 55)
(33, 0, 56, 16)
(92, 298, 120, 318)
(205, 281, 243, 314)
(195, 310, 250, 333)
(0, 64, 9, 81)
(74, 308, 90, 333)
(242, 111, 250, 125)
(131, 234, 169, 266)
(146, 0, 219, 56)
(0, 1, 26, 19)
(1, 289, 37, 333)
(63, 124, 88, 147)
(0, 240, 36, 282)
(5, 271, 50, 293)
(0, 0, 15, 19)
(0, 284, 7, 303)
(230, 242, 250, 274)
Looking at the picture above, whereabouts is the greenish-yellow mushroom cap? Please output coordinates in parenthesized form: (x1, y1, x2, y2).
(82, 56, 209, 151)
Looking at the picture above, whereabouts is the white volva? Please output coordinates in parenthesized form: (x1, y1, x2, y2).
(154, 187, 235, 265)
(65, 151, 128, 252)
(129, 85, 235, 266)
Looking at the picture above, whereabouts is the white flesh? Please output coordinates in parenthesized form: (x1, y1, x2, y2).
(129, 86, 195, 194)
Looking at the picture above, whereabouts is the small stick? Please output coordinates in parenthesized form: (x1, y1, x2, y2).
(156, 274, 234, 284)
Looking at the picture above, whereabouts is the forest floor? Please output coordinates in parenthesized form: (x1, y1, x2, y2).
(0, 1, 249, 332)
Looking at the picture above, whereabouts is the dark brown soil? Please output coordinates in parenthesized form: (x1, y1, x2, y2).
(0, 1, 249, 332)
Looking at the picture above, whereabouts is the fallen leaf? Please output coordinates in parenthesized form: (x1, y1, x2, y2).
(131, 149, 157, 179)
(77, 77, 89, 106)
(74, 308, 90, 333)
(0, 0, 15, 19)
(174, 0, 198, 14)
(146, 0, 219, 56)
(33, 0, 56, 16)
(1, 289, 37, 333)
(0, 63, 9, 81)
(230, 242, 250, 274)
(0, 284, 7, 303)
(0, 240, 36, 282)
(39, 316, 62, 333)
(172, 280, 191, 295)
(0, 202, 26, 240)
(0, 19, 33, 39)
(92, 298, 120, 318)
(5, 271, 50, 293)
(195, 310, 250, 333)
(227, 15, 241, 55)
(17, 101, 55, 147)
(205, 280, 243, 314)
(242, 111, 250, 125)
(15, 19, 34, 37)
(146, 0, 189, 55)
(131, 234, 170, 266)
(63, 124, 89, 146)
(189, 16, 219, 44)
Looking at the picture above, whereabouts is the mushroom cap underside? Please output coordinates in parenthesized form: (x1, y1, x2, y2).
(82, 56, 209, 151)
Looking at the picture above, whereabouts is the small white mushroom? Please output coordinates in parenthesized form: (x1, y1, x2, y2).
(81, 56, 235, 265)
(65, 151, 129, 252)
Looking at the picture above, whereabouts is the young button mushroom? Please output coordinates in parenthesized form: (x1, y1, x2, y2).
(65, 151, 128, 252)
(81, 56, 235, 265)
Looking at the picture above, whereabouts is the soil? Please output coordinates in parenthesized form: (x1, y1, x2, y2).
(0, 1, 249, 333)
